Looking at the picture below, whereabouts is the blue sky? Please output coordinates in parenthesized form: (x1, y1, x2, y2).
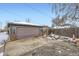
(0, 3, 55, 28)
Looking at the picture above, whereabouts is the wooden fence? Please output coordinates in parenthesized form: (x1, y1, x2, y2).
(51, 27, 79, 38)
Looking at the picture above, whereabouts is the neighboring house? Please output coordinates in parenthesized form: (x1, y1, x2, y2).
(52, 23, 79, 38)
(53, 24, 77, 29)
(7, 22, 48, 41)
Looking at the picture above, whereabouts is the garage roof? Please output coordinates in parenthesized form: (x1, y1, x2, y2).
(8, 22, 43, 27)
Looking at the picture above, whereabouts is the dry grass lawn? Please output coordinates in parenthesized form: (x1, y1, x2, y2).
(5, 36, 79, 56)
(5, 37, 47, 56)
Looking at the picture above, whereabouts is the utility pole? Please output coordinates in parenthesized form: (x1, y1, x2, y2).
(26, 18, 31, 23)
(0, 21, 2, 29)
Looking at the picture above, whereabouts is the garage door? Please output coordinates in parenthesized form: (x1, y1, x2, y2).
(16, 26, 40, 39)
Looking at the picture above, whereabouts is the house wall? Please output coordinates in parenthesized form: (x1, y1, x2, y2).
(9, 25, 42, 40)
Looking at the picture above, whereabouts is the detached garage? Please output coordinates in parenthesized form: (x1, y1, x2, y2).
(7, 22, 44, 41)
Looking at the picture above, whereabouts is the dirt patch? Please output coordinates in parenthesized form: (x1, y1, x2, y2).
(24, 40, 79, 56)
(4, 37, 47, 56)
(4, 36, 79, 56)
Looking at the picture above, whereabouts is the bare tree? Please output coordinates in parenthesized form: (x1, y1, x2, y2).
(52, 3, 79, 27)
(52, 12, 69, 26)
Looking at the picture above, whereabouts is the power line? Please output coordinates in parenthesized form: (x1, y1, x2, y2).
(26, 4, 51, 18)
(1, 9, 25, 20)
(0, 4, 52, 25)
(0, 4, 51, 19)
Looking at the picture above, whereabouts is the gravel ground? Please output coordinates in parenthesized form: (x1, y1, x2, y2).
(24, 39, 79, 56)
(4, 34, 79, 56)
(4, 37, 47, 56)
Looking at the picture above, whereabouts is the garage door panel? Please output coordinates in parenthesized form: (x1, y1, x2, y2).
(16, 26, 40, 39)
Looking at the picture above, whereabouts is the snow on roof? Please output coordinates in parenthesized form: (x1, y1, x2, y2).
(8, 22, 42, 27)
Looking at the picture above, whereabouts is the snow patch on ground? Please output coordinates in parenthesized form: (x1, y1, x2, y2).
(0, 52, 3, 56)
(0, 44, 4, 48)
(0, 32, 8, 45)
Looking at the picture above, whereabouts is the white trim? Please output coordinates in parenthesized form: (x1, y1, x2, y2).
(9, 22, 42, 27)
